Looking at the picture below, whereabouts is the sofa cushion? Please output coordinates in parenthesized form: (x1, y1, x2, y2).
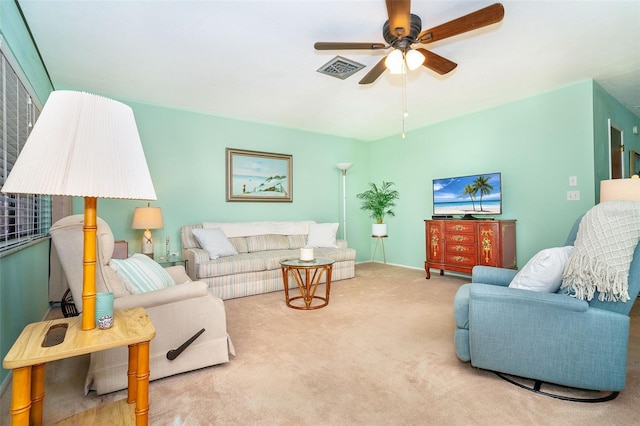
(246, 234, 290, 252)
(109, 254, 175, 294)
(288, 234, 307, 249)
(509, 246, 573, 293)
(196, 253, 269, 278)
(306, 223, 339, 248)
(192, 228, 238, 259)
(314, 247, 356, 262)
(180, 224, 202, 249)
(228, 236, 249, 254)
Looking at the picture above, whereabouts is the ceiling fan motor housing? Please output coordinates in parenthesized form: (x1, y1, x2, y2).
(383, 13, 422, 49)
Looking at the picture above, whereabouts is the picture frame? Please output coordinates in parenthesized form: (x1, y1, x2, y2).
(226, 148, 293, 202)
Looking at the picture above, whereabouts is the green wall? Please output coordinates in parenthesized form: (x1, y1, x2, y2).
(78, 100, 372, 262)
(0, 1, 52, 105)
(369, 81, 597, 269)
(0, 1, 53, 386)
(0, 241, 51, 373)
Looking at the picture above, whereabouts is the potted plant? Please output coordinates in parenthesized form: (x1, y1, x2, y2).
(356, 181, 400, 236)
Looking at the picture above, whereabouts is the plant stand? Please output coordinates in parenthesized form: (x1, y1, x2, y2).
(372, 235, 387, 264)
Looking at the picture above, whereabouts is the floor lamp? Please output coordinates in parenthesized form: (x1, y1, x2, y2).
(336, 163, 353, 240)
(1, 91, 157, 330)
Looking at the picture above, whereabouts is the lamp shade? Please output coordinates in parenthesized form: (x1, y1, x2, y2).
(1, 91, 156, 200)
(600, 178, 640, 202)
(385, 49, 405, 74)
(132, 206, 164, 230)
(336, 162, 353, 172)
(405, 49, 425, 71)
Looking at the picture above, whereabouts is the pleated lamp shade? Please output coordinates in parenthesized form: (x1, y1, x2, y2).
(1, 90, 156, 331)
(600, 178, 640, 202)
(1, 90, 156, 200)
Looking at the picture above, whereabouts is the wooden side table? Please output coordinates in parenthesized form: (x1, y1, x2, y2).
(3, 307, 156, 426)
(280, 258, 334, 310)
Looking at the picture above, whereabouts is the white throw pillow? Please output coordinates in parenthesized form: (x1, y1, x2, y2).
(509, 246, 574, 293)
(306, 223, 339, 248)
(109, 254, 175, 294)
(192, 227, 238, 259)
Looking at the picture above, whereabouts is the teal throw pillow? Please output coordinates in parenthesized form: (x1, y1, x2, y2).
(109, 253, 175, 294)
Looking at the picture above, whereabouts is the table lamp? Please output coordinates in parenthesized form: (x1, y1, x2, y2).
(1, 91, 157, 330)
(132, 203, 163, 257)
(600, 177, 640, 202)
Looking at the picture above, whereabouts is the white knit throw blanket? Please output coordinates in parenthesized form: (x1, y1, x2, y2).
(561, 200, 640, 302)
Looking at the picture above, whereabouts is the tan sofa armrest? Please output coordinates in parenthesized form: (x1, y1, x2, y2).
(182, 247, 210, 279)
(114, 281, 209, 310)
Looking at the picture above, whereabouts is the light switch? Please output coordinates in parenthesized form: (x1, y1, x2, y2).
(569, 176, 577, 186)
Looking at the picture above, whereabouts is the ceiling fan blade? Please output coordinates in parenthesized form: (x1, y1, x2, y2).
(416, 48, 457, 75)
(359, 57, 388, 85)
(417, 3, 504, 44)
(385, 0, 412, 39)
(314, 42, 387, 50)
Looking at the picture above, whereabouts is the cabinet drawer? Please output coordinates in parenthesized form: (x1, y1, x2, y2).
(446, 244, 476, 256)
(445, 222, 475, 233)
(445, 253, 476, 266)
(446, 233, 475, 244)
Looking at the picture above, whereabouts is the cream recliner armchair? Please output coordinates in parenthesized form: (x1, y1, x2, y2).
(50, 215, 234, 395)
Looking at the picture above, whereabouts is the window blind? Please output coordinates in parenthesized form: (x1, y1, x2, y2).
(0, 49, 50, 253)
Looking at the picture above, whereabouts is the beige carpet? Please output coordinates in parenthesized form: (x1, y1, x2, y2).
(2, 263, 640, 425)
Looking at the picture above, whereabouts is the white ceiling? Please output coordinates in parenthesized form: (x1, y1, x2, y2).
(17, 0, 640, 141)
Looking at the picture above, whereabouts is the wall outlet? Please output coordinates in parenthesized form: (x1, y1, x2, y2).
(567, 190, 580, 201)
(569, 176, 577, 186)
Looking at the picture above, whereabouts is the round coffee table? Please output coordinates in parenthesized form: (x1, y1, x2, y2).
(280, 257, 335, 310)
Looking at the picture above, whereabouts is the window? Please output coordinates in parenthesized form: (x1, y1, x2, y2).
(0, 49, 50, 253)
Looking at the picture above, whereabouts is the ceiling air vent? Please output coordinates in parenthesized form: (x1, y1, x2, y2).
(317, 56, 365, 80)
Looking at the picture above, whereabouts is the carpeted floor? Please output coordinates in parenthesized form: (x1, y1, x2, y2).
(2, 263, 640, 425)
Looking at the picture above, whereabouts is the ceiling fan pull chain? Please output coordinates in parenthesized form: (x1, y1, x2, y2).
(402, 60, 408, 139)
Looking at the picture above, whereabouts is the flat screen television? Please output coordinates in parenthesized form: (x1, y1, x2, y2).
(433, 172, 502, 219)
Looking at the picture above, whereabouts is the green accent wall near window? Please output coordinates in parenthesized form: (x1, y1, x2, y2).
(0, 1, 54, 387)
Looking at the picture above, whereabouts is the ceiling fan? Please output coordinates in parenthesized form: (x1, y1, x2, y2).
(314, 1, 505, 84)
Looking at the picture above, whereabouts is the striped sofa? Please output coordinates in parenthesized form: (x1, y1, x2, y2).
(181, 221, 356, 300)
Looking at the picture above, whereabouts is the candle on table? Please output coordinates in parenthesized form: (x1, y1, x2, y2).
(300, 247, 314, 261)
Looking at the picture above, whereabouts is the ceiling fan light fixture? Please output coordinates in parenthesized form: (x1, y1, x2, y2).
(385, 49, 404, 73)
(405, 49, 425, 71)
(389, 63, 406, 75)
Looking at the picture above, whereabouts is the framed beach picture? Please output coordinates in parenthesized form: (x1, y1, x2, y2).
(226, 148, 293, 202)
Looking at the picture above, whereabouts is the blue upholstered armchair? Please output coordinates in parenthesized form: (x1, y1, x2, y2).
(453, 212, 640, 400)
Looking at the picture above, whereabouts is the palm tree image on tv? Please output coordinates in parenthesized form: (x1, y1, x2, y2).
(472, 175, 494, 212)
(461, 184, 478, 211)
(433, 172, 502, 216)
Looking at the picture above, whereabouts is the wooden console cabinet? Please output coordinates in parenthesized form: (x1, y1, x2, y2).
(424, 219, 517, 278)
